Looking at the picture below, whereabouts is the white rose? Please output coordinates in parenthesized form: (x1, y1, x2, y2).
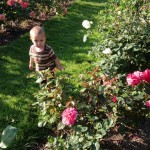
(58, 104, 62, 107)
(102, 48, 112, 54)
(82, 20, 93, 29)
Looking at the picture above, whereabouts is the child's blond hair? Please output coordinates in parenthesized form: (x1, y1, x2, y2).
(30, 26, 45, 37)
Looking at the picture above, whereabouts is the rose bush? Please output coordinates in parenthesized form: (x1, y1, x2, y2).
(25, 0, 150, 148)
(27, 68, 118, 149)
(0, 0, 69, 29)
(28, 63, 150, 149)
(83, 0, 150, 75)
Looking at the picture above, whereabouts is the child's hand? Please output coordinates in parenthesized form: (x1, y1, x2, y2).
(29, 64, 34, 70)
(58, 65, 64, 71)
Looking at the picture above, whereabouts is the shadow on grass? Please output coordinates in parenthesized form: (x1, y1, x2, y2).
(45, 1, 107, 62)
(0, 0, 107, 149)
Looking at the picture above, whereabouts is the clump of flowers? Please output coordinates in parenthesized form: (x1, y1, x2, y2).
(61, 107, 78, 126)
(0, 14, 6, 21)
(112, 97, 117, 103)
(126, 69, 150, 86)
(29, 11, 36, 18)
(102, 48, 112, 55)
(126, 71, 142, 86)
(7, 0, 29, 8)
(7, 0, 15, 6)
(145, 100, 150, 108)
(20, 1, 29, 8)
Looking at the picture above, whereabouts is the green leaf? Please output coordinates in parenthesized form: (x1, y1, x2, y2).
(75, 125, 88, 133)
(70, 135, 79, 144)
(95, 141, 100, 150)
(0, 125, 18, 149)
(36, 77, 43, 83)
(103, 119, 109, 130)
(94, 122, 102, 130)
(57, 122, 65, 130)
(79, 137, 84, 142)
(107, 119, 114, 127)
(99, 129, 106, 136)
(83, 141, 92, 149)
(26, 72, 36, 78)
(80, 88, 87, 93)
(85, 131, 95, 140)
(95, 134, 102, 139)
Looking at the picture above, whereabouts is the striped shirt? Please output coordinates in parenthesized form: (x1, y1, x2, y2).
(29, 44, 57, 71)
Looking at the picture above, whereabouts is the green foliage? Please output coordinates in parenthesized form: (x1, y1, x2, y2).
(28, 66, 150, 149)
(28, 67, 118, 149)
(86, 0, 150, 74)
(114, 80, 150, 127)
(82, 0, 150, 128)
(0, 0, 100, 148)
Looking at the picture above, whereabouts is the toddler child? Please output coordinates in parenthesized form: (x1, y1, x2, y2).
(29, 25, 64, 86)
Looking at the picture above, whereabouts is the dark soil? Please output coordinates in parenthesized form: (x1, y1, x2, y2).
(100, 119, 150, 150)
(0, 19, 43, 46)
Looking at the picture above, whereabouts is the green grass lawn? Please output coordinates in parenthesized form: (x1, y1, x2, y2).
(0, 0, 107, 149)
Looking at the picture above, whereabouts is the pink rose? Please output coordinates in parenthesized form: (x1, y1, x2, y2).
(145, 100, 150, 108)
(7, 0, 15, 6)
(141, 69, 150, 84)
(0, 14, 6, 20)
(61, 107, 78, 126)
(112, 97, 117, 103)
(30, 11, 36, 18)
(126, 71, 142, 86)
(20, 2, 29, 8)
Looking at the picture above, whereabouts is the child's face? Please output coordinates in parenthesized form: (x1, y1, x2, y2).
(30, 32, 46, 49)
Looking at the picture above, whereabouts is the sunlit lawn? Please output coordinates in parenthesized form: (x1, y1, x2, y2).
(0, 0, 107, 149)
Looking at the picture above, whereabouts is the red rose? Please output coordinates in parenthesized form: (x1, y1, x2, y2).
(112, 97, 117, 103)
(30, 11, 36, 18)
(141, 69, 150, 84)
(0, 14, 6, 20)
(145, 100, 150, 108)
(20, 2, 29, 8)
(126, 71, 142, 86)
(7, 0, 15, 6)
(61, 107, 78, 126)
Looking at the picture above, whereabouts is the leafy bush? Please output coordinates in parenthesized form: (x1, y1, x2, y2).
(84, 0, 150, 75)
(28, 66, 150, 148)
(27, 68, 118, 149)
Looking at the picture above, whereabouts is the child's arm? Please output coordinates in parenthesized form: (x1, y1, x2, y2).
(54, 57, 64, 70)
(29, 57, 34, 70)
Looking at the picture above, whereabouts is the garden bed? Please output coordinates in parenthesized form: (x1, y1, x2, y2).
(0, 19, 42, 46)
(1, 15, 150, 150)
(1, 0, 150, 149)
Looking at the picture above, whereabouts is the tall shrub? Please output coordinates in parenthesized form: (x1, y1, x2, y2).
(87, 0, 150, 75)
